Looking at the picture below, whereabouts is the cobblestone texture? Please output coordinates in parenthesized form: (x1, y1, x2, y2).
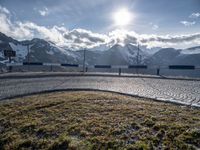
(0, 76, 200, 107)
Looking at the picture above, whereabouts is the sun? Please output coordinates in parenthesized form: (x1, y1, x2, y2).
(113, 8, 132, 26)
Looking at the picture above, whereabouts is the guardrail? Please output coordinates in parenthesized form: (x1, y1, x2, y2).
(128, 65, 148, 69)
(94, 65, 111, 69)
(6, 63, 199, 76)
(168, 65, 195, 70)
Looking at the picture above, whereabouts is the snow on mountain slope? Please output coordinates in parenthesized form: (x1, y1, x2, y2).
(181, 46, 200, 54)
(0, 32, 200, 66)
(51, 44, 78, 59)
(94, 43, 150, 65)
(9, 42, 28, 60)
(0, 52, 3, 58)
(108, 44, 149, 64)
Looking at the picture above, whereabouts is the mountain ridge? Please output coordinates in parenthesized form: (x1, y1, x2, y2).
(0, 32, 200, 66)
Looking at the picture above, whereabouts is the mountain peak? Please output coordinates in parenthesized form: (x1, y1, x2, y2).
(0, 32, 200, 68)
(31, 38, 48, 43)
(0, 32, 18, 44)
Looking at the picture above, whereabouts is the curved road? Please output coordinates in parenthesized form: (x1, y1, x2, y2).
(0, 74, 200, 107)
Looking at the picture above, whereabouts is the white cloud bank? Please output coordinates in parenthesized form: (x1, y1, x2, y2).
(0, 5, 200, 50)
(38, 7, 49, 16)
(180, 21, 196, 27)
(189, 12, 200, 19)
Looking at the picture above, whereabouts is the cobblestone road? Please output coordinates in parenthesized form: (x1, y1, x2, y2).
(0, 75, 200, 107)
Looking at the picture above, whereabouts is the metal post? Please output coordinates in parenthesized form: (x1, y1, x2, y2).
(136, 44, 140, 74)
(8, 56, 12, 72)
(83, 49, 86, 73)
(136, 44, 139, 65)
(27, 44, 30, 71)
(119, 68, 121, 76)
(157, 68, 160, 76)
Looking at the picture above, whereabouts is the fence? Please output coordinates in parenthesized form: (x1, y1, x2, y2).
(5, 62, 200, 77)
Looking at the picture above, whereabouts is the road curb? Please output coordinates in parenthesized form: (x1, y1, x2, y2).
(0, 72, 200, 81)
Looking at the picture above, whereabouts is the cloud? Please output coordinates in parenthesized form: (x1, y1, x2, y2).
(106, 30, 200, 49)
(108, 30, 138, 46)
(0, 5, 10, 14)
(180, 21, 196, 27)
(0, 6, 34, 39)
(0, 5, 200, 50)
(0, 7, 108, 50)
(138, 33, 200, 48)
(152, 25, 159, 30)
(63, 29, 109, 49)
(189, 13, 200, 19)
(19, 22, 66, 44)
(38, 7, 49, 16)
(149, 23, 159, 30)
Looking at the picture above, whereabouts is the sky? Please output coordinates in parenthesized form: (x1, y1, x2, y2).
(0, 0, 200, 50)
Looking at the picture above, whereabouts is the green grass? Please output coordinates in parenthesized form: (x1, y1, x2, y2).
(0, 91, 200, 150)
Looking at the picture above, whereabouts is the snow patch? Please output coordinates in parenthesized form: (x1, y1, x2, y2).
(49, 42, 78, 58)
(46, 50, 55, 55)
(9, 42, 28, 59)
(0, 51, 3, 58)
(181, 47, 200, 54)
(0, 59, 9, 64)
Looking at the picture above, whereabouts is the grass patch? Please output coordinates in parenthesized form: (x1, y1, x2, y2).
(0, 91, 200, 150)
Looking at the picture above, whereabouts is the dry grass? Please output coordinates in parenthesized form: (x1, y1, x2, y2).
(0, 91, 200, 150)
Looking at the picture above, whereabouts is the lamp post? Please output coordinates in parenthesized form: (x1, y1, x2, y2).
(83, 48, 86, 73)
(136, 44, 140, 74)
(136, 43, 140, 65)
(27, 44, 30, 64)
(27, 44, 30, 71)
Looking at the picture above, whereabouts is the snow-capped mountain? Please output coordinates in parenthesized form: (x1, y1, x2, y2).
(0, 32, 80, 64)
(93, 44, 149, 65)
(0, 32, 150, 65)
(0, 32, 200, 67)
(145, 47, 200, 66)
(181, 46, 200, 54)
(144, 48, 181, 65)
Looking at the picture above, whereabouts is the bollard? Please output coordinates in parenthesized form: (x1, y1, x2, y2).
(9, 66, 12, 72)
(119, 68, 121, 76)
(156, 68, 160, 76)
(8, 56, 12, 72)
